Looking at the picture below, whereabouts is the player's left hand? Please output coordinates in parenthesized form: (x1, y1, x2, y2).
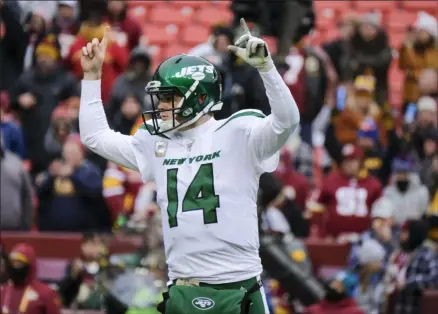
(228, 18, 274, 72)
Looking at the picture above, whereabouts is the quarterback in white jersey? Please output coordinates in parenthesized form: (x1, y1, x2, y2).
(79, 19, 299, 314)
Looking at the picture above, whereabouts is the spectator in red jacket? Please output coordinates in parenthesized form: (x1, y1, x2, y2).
(309, 144, 382, 240)
(305, 271, 364, 314)
(0, 243, 61, 314)
(65, 13, 128, 104)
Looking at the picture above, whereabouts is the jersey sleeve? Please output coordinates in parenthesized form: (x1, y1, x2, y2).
(246, 67, 300, 168)
(79, 80, 139, 170)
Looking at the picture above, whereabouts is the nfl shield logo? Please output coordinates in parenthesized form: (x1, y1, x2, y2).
(155, 141, 167, 157)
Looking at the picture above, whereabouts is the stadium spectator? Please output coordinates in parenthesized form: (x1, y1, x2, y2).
(395, 218, 438, 314)
(22, 8, 51, 72)
(356, 117, 386, 182)
(399, 12, 438, 107)
(309, 144, 382, 239)
(36, 134, 110, 232)
(190, 25, 271, 120)
(348, 198, 397, 269)
(0, 0, 26, 92)
(383, 219, 429, 313)
(106, 0, 142, 51)
(259, 172, 309, 238)
(353, 239, 385, 314)
(382, 157, 429, 226)
(325, 75, 384, 163)
(304, 270, 364, 314)
(418, 68, 438, 102)
(189, 25, 235, 66)
(44, 104, 78, 161)
(11, 34, 79, 176)
(0, 91, 26, 158)
(0, 136, 33, 231)
(411, 96, 438, 160)
(103, 161, 143, 225)
(58, 233, 108, 309)
(275, 142, 312, 208)
(345, 12, 392, 106)
(65, 8, 128, 104)
(107, 47, 151, 126)
(0, 243, 61, 314)
(52, 1, 80, 58)
(323, 13, 359, 82)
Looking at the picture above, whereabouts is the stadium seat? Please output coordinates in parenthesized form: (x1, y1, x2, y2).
(148, 5, 194, 25)
(135, 0, 172, 9)
(164, 44, 191, 58)
(389, 32, 405, 49)
(261, 36, 277, 55)
(354, 0, 397, 11)
(127, 6, 147, 23)
(401, 0, 438, 12)
(210, 0, 232, 9)
(386, 10, 417, 32)
(195, 6, 233, 27)
(180, 24, 210, 46)
(314, 1, 353, 11)
(171, 1, 210, 9)
(142, 24, 178, 45)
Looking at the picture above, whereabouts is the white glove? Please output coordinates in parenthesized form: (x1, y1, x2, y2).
(228, 18, 274, 73)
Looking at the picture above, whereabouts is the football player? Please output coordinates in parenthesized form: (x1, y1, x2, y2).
(79, 19, 299, 314)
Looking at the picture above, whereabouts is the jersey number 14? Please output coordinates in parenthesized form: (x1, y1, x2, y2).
(166, 163, 220, 228)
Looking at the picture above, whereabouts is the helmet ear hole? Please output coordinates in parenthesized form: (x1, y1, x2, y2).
(198, 94, 207, 105)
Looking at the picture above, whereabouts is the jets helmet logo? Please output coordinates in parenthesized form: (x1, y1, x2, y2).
(174, 65, 214, 80)
(192, 297, 215, 310)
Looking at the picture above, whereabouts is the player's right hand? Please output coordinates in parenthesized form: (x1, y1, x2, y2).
(81, 26, 110, 79)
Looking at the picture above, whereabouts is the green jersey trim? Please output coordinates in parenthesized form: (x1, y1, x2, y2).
(138, 124, 170, 139)
(214, 110, 266, 132)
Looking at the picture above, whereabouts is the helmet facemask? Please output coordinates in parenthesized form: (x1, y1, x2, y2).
(143, 79, 217, 136)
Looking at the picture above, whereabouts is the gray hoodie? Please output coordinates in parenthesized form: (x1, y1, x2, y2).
(0, 136, 33, 230)
(382, 174, 429, 226)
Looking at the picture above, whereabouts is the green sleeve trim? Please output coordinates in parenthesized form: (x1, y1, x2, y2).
(215, 110, 265, 131)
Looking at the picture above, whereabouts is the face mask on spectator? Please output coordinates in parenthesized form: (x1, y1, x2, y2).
(7, 263, 30, 285)
(325, 286, 346, 303)
(396, 180, 410, 193)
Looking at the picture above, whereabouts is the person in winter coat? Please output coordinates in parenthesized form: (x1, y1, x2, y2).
(348, 198, 397, 269)
(381, 157, 429, 226)
(107, 47, 151, 124)
(0, 243, 61, 314)
(399, 12, 438, 107)
(36, 134, 110, 232)
(11, 34, 79, 175)
(0, 0, 26, 93)
(345, 12, 392, 106)
(66, 15, 128, 105)
(304, 270, 364, 314)
(0, 136, 33, 231)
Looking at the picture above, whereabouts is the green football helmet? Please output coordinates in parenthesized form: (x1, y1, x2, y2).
(143, 54, 223, 135)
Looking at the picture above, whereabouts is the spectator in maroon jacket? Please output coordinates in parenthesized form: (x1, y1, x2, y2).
(305, 271, 364, 314)
(0, 243, 61, 314)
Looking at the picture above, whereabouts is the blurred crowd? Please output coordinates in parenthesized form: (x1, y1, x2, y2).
(0, 0, 438, 314)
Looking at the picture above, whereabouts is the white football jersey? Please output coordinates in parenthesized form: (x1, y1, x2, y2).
(79, 67, 299, 285)
(131, 110, 280, 283)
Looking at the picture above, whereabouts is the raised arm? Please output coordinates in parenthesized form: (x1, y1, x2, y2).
(228, 19, 300, 161)
(79, 27, 138, 170)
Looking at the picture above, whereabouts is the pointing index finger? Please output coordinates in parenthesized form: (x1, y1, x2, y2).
(240, 18, 251, 35)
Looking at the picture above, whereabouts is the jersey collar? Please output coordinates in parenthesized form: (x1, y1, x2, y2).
(174, 116, 217, 139)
